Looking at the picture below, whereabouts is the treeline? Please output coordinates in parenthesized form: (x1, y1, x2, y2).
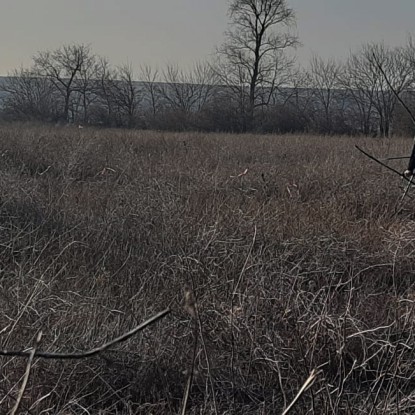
(1, 1, 415, 136)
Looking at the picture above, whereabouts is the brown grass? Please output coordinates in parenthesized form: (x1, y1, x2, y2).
(1, 123, 415, 413)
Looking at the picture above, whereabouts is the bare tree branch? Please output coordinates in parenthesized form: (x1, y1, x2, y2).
(215, 0, 298, 131)
(0, 308, 170, 360)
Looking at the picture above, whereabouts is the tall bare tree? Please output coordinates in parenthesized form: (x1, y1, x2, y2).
(216, 0, 298, 130)
(33, 44, 95, 122)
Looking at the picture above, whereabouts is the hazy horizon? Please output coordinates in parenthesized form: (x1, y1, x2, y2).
(1, 0, 415, 76)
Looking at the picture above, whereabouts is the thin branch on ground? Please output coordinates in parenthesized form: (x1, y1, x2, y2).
(0, 309, 170, 360)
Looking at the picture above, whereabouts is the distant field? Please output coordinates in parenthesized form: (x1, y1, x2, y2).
(1, 124, 415, 414)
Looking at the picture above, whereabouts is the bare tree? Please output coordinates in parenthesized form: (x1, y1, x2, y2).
(114, 63, 141, 128)
(367, 43, 412, 137)
(340, 51, 378, 135)
(308, 55, 343, 133)
(94, 57, 118, 126)
(33, 44, 94, 122)
(216, 0, 298, 130)
(404, 35, 415, 80)
(277, 69, 315, 131)
(160, 64, 199, 113)
(157, 63, 217, 129)
(75, 54, 100, 124)
(341, 43, 412, 137)
(1, 68, 58, 121)
(190, 62, 218, 113)
(212, 56, 251, 131)
(140, 64, 161, 117)
(395, 36, 415, 134)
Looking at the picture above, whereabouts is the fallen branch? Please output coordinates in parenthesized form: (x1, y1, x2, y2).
(0, 308, 170, 360)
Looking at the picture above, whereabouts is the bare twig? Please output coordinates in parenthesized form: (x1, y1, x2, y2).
(230, 225, 257, 407)
(281, 369, 319, 415)
(180, 374, 194, 415)
(382, 156, 410, 161)
(180, 286, 199, 415)
(183, 278, 218, 415)
(394, 174, 415, 216)
(232, 225, 257, 296)
(196, 297, 218, 415)
(10, 331, 43, 415)
(355, 146, 409, 180)
(0, 309, 170, 360)
(347, 323, 395, 339)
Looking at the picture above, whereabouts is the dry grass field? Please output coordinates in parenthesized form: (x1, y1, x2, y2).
(1, 124, 415, 414)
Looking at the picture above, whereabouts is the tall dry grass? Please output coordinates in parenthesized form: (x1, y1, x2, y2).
(1, 124, 415, 413)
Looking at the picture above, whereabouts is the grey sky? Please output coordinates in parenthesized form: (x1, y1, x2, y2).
(1, 0, 415, 76)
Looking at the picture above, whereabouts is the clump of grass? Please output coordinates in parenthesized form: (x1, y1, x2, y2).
(1, 123, 415, 413)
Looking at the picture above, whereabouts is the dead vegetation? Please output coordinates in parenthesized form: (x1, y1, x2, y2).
(1, 124, 415, 413)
